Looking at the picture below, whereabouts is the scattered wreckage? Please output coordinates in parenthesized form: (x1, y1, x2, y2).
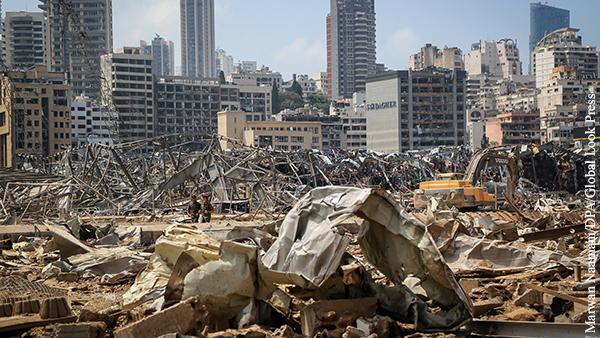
(0, 138, 597, 337)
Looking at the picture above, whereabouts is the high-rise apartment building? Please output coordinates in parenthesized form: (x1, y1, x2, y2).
(327, 0, 376, 100)
(216, 49, 234, 78)
(365, 68, 466, 152)
(101, 47, 154, 142)
(0, 66, 71, 167)
(39, 0, 113, 98)
(1, 12, 49, 70)
(141, 35, 175, 76)
(532, 28, 599, 89)
(180, 0, 215, 78)
(408, 44, 464, 71)
(529, 3, 569, 73)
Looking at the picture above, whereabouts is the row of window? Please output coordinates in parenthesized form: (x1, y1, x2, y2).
(54, 121, 70, 128)
(54, 132, 70, 139)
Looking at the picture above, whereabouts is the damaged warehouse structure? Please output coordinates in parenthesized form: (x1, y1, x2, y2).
(0, 136, 598, 338)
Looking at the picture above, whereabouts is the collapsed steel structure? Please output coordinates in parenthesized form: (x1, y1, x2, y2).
(1, 136, 598, 220)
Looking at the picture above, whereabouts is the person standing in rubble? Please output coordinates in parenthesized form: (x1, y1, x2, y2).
(200, 194, 214, 223)
(187, 194, 201, 223)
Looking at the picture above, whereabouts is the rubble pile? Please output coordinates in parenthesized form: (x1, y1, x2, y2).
(0, 140, 597, 337)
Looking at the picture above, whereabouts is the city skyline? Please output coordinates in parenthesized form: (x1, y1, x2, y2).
(3, 0, 600, 80)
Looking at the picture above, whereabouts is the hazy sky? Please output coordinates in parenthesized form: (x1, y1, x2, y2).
(4, 0, 600, 80)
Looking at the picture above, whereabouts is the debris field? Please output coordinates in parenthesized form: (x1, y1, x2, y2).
(0, 137, 598, 338)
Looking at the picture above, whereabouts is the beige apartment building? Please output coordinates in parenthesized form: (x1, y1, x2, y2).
(0, 66, 71, 167)
(409, 44, 464, 71)
(218, 110, 321, 151)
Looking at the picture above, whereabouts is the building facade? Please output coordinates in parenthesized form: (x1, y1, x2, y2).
(227, 67, 283, 90)
(2, 12, 48, 70)
(0, 66, 71, 167)
(365, 68, 467, 153)
(235, 61, 257, 73)
(215, 49, 234, 78)
(537, 65, 600, 144)
(529, 2, 569, 73)
(239, 85, 271, 122)
(154, 75, 230, 136)
(282, 74, 318, 99)
(327, 0, 376, 99)
(101, 47, 154, 142)
(141, 35, 175, 76)
(39, 0, 113, 98)
(485, 110, 540, 146)
(276, 111, 342, 151)
(464, 39, 522, 77)
(408, 44, 464, 71)
(70, 95, 115, 146)
(532, 28, 599, 89)
(218, 110, 322, 151)
(313, 72, 328, 94)
(180, 0, 215, 78)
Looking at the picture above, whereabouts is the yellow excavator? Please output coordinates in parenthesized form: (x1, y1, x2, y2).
(413, 146, 519, 210)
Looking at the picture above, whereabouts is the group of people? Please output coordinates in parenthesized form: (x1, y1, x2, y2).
(187, 194, 214, 223)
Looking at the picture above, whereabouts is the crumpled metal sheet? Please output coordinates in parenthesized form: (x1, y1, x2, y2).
(66, 246, 148, 276)
(354, 190, 472, 330)
(260, 187, 362, 288)
(424, 197, 573, 274)
(262, 187, 472, 330)
(441, 234, 572, 274)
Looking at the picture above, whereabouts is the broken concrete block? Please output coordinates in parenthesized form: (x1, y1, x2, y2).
(513, 289, 542, 306)
(458, 278, 480, 295)
(342, 326, 367, 338)
(78, 294, 122, 325)
(300, 298, 377, 337)
(505, 307, 541, 321)
(113, 296, 208, 338)
(157, 334, 201, 338)
(266, 325, 295, 338)
(207, 324, 270, 338)
(472, 298, 503, 317)
(58, 272, 78, 282)
(39, 297, 72, 319)
(0, 303, 13, 317)
(12, 299, 41, 315)
(356, 315, 396, 338)
(356, 318, 373, 336)
(46, 322, 107, 338)
(484, 283, 507, 299)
